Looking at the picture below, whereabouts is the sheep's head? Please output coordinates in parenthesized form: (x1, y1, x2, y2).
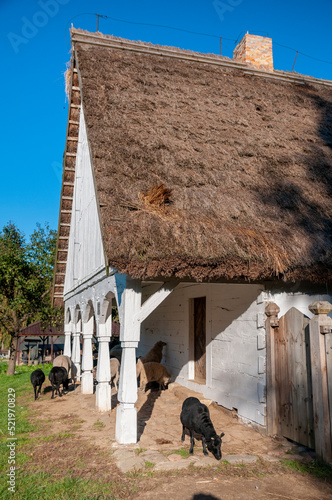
(161, 373, 171, 390)
(207, 432, 225, 460)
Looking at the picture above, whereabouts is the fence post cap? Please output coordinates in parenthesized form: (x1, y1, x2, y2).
(265, 302, 280, 317)
(309, 301, 332, 315)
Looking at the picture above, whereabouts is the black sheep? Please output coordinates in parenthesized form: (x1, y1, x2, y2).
(48, 366, 69, 399)
(30, 369, 45, 400)
(180, 397, 225, 460)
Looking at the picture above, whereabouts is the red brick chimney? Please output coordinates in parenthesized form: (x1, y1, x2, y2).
(233, 33, 273, 72)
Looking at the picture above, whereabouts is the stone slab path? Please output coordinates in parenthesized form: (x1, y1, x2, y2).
(107, 383, 314, 473)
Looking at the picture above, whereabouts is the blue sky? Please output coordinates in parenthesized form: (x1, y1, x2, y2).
(1, 0, 332, 240)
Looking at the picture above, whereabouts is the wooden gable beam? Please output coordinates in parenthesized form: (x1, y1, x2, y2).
(134, 282, 177, 324)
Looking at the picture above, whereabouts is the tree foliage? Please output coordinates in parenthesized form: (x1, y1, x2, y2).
(0, 222, 62, 375)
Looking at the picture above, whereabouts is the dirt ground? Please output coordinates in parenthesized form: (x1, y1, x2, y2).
(26, 380, 332, 500)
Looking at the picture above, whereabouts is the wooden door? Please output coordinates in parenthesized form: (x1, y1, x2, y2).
(193, 297, 206, 383)
(274, 308, 314, 449)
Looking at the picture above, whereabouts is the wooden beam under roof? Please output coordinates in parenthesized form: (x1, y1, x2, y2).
(52, 54, 81, 307)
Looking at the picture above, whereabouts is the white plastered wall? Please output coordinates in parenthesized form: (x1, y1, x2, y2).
(64, 107, 106, 295)
(266, 288, 332, 318)
(139, 282, 267, 426)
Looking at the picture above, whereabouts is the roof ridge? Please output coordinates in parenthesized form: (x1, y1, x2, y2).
(71, 29, 332, 88)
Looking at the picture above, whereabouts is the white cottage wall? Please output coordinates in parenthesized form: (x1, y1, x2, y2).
(64, 108, 106, 295)
(140, 283, 266, 426)
(267, 289, 332, 318)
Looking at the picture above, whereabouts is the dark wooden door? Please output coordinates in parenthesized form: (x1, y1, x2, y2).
(194, 297, 206, 382)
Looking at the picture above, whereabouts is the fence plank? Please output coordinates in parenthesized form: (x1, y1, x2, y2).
(308, 301, 332, 463)
(275, 308, 314, 448)
(326, 334, 332, 440)
(265, 303, 280, 436)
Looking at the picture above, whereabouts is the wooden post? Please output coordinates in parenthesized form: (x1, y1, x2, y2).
(265, 302, 280, 436)
(308, 301, 332, 463)
(16, 338, 21, 365)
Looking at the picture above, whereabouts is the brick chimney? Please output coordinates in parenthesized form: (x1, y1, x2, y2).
(233, 33, 273, 72)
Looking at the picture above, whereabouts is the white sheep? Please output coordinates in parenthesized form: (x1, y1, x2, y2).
(53, 355, 77, 384)
(140, 341, 166, 364)
(136, 359, 171, 392)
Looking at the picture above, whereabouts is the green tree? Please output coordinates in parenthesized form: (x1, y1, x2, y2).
(0, 222, 62, 375)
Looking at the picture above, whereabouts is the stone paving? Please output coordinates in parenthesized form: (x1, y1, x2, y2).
(108, 383, 315, 473)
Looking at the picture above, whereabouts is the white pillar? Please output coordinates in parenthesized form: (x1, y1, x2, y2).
(81, 315, 94, 394)
(63, 322, 72, 358)
(115, 278, 141, 444)
(72, 322, 81, 380)
(96, 323, 111, 411)
(116, 341, 138, 443)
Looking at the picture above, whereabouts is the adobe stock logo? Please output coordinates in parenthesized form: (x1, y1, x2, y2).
(7, 0, 70, 54)
(213, 0, 244, 22)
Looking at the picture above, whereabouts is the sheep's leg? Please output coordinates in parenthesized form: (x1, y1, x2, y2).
(202, 437, 209, 456)
(34, 386, 38, 400)
(181, 425, 186, 442)
(189, 430, 195, 454)
(51, 385, 55, 399)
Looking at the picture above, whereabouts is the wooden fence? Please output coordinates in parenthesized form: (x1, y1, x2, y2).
(266, 301, 332, 463)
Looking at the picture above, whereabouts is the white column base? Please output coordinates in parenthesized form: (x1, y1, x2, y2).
(73, 362, 81, 380)
(81, 371, 94, 394)
(96, 382, 112, 412)
(116, 403, 137, 444)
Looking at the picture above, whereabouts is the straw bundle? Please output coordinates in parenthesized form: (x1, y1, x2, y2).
(141, 184, 172, 208)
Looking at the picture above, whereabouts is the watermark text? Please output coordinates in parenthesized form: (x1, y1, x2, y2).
(7, 388, 16, 493)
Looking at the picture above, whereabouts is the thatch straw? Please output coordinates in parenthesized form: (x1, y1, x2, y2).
(66, 33, 332, 283)
(64, 61, 71, 100)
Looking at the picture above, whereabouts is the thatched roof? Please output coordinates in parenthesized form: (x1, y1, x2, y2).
(60, 30, 332, 287)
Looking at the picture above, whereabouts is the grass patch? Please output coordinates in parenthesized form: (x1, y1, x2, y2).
(281, 459, 332, 479)
(170, 448, 190, 458)
(0, 471, 127, 499)
(0, 366, 141, 499)
(136, 448, 147, 455)
(57, 432, 74, 439)
(93, 421, 105, 429)
(145, 461, 155, 469)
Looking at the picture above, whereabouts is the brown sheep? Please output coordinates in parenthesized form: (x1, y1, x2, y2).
(140, 341, 166, 364)
(92, 358, 120, 391)
(110, 357, 120, 391)
(136, 359, 171, 392)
